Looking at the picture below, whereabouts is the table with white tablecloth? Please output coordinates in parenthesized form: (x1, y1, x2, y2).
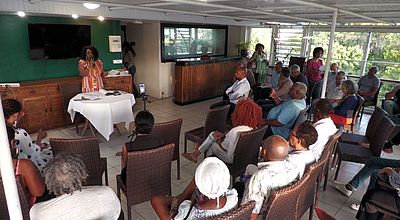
(67, 92, 135, 141)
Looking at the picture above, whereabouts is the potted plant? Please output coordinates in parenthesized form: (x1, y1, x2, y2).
(235, 41, 251, 58)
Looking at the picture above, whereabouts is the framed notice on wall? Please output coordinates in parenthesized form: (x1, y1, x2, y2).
(109, 35, 122, 52)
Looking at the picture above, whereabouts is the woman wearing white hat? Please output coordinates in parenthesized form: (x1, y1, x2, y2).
(151, 157, 238, 219)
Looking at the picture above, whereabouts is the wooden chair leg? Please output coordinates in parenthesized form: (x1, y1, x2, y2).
(323, 164, 329, 191)
(334, 158, 342, 180)
(176, 158, 181, 180)
(184, 137, 187, 154)
(104, 169, 109, 186)
(117, 182, 121, 200)
(309, 204, 314, 220)
(128, 202, 132, 220)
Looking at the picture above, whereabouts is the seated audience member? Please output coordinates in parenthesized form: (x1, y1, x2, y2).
(271, 61, 283, 89)
(182, 99, 262, 164)
(290, 64, 308, 88)
(335, 157, 400, 210)
(357, 66, 380, 102)
(383, 84, 400, 116)
(257, 67, 293, 115)
(240, 58, 257, 89)
(326, 71, 346, 105)
(356, 167, 400, 219)
(212, 65, 251, 114)
(309, 99, 338, 160)
(2, 98, 53, 173)
(287, 122, 318, 177)
(1, 124, 45, 207)
(240, 135, 301, 219)
(120, 110, 164, 183)
(383, 86, 400, 153)
(151, 157, 238, 220)
(262, 82, 307, 139)
(327, 63, 339, 84)
(30, 154, 121, 220)
(329, 79, 359, 125)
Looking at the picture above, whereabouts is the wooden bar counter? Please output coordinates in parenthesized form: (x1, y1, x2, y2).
(174, 57, 240, 105)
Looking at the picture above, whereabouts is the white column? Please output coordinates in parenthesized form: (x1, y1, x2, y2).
(321, 10, 338, 99)
(300, 24, 311, 57)
(269, 25, 278, 66)
(360, 32, 372, 76)
(0, 97, 23, 220)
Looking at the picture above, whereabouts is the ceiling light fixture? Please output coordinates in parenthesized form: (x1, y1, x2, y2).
(17, 11, 26, 17)
(83, 2, 101, 10)
(98, 16, 105, 21)
(72, 14, 79, 19)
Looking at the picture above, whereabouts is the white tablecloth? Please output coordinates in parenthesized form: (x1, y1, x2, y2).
(68, 92, 135, 141)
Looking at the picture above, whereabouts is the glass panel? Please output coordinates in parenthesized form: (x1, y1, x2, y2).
(161, 24, 227, 61)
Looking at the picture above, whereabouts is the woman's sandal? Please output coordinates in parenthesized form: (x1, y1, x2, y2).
(181, 153, 197, 163)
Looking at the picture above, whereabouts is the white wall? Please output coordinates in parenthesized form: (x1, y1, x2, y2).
(126, 22, 246, 99)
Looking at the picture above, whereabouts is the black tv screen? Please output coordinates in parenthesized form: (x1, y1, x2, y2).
(28, 24, 91, 60)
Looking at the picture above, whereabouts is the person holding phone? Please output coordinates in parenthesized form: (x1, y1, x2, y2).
(79, 45, 104, 93)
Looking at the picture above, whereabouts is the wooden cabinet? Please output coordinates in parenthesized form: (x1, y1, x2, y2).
(0, 75, 132, 133)
(103, 76, 132, 93)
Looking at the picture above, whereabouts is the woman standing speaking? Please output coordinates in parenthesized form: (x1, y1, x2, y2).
(78, 45, 104, 93)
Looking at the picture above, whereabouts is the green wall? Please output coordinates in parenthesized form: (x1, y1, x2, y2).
(0, 15, 122, 82)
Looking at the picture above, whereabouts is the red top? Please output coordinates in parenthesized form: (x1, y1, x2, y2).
(306, 59, 323, 82)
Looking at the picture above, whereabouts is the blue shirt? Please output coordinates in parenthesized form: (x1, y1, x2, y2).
(334, 95, 358, 117)
(271, 71, 280, 89)
(267, 99, 306, 139)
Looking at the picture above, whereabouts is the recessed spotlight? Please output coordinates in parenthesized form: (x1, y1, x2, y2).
(83, 2, 101, 10)
(72, 14, 79, 19)
(17, 11, 26, 17)
(98, 16, 105, 21)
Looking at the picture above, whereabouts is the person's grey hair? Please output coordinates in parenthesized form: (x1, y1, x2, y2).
(290, 64, 301, 72)
(43, 153, 88, 197)
(342, 79, 358, 95)
(294, 82, 308, 98)
(337, 71, 345, 77)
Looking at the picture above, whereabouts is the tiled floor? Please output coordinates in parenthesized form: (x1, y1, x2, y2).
(36, 96, 399, 220)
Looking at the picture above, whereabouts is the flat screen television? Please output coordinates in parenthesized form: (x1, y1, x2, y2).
(28, 24, 91, 60)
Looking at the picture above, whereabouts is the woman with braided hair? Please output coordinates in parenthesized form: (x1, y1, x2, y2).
(182, 98, 262, 164)
(29, 154, 122, 220)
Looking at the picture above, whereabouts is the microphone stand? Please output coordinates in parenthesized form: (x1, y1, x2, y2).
(141, 94, 151, 111)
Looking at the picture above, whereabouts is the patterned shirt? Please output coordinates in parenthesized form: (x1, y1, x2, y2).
(79, 59, 104, 93)
(389, 171, 400, 197)
(241, 161, 300, 214)
(306, 59, 323, 82)
(250, 52, 269, 84)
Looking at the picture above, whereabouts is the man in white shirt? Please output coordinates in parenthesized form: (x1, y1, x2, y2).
(309, 99, 338, 160)
(326, 71, 346, 106)
(212, 65, 250, 115)
(30, 154, 121, 220)
(225, 65, 251, 104)
(287, 121, 318, 177)
(241, 135, 301, 220)
(327, 63, 339, 84)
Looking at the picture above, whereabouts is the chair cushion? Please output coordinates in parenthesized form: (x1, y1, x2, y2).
(185, 126, 205, 143)
(339, 133, 370, 147)
(337, 142, 374, 163)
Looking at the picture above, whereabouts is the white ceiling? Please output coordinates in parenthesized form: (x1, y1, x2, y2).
(2, 0, 400, 26)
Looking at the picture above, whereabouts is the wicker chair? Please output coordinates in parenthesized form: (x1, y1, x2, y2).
(321, 127, 343, 191)
(293, 105, 309, 129)
(49, 137, 108, 186)
(339, 106, 386, 147)
(116, 143, 175, 220)
(333, 116, 396, 180)
(184, 105, 230, 153)
(59, 82, 84, 134)
(297, 156, 326, 220)
(209, 200, 256, 220)
(150, 118, 183, 180)
(226, 126, 268, 184)
(360, 82, 382, 121)
(0, 176, 31, 220)
(263, 173, 310, 220)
